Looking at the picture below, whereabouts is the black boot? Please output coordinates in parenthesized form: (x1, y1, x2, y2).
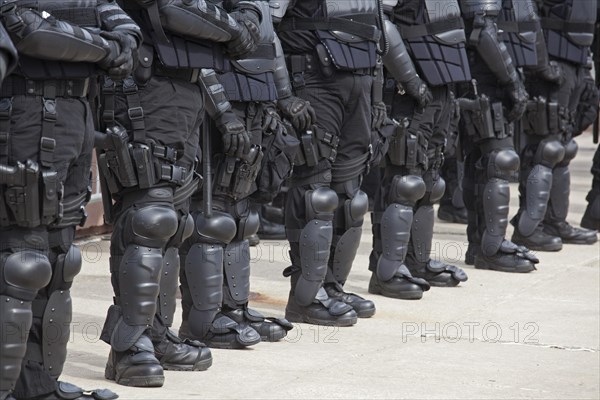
(512, 223, 563, 252)
(153, 329, 212, 371)
(368, 270, 429, 300)
(543, 221, 598, 245)
(407, 260, 468, 287)
(474, 240, 539, 273)
(104, 335, 164, 388)
(285, 287, 358, 327)
(12, 381, 119, 400)
(179, 314, 262, 349)
(324, 283, 376, 318)
(224, 307, 293, 342)
(437, 204, 468, 224)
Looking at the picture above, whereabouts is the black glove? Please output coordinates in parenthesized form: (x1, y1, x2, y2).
(536, 60, 564, 85)
(371, 101, 387, 130)
(401, 76, 433, 108)
(99, 31, 138, 80)
(277, 95, 316, 132)
(262, 103, 286, 136)
(505, 78, 528, 122)
(226, 9, 260, 59)
(216, 111, 251, 158)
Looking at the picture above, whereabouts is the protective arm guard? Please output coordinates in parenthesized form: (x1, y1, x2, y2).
(527, 15, 561, 82)
(269, 0, 292, 23)
(469, 10, 519, 85)
(0, 24, 18, 83)
(5, 8, 115, 63)
(381, 18, 419, 84)
(158, 0, 250, 43)
(198, 68, 232, 121)
(98, 0, 142, 45)
(273, 33, 293, 99)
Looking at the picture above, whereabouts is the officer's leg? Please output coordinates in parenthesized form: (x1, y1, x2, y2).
(218, 198, 292, 342)
(101, 189, 178, 387)
(582, 145, 600, 230)
(438, 128, 467, 224)
(512, 137, 565, 251)
(406, 166, 468, 287)
(544, 139, 598, 244)
(324, 171, 374, 318)
(474, 140, 538, 272)
(463, 144, 480, 265)
(0, 229, 52, 400)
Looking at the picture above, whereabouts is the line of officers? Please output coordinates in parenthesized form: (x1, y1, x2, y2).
(0, 0, 598, 398)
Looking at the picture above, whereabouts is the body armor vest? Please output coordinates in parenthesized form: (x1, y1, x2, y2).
(219, 1, 277, 102)
(278, 0, 381, 70)
(497, 0, 538, 67)
(388, 0, 471, 86)
(541, 0, 597, 65)
(15, 0, 99, 79)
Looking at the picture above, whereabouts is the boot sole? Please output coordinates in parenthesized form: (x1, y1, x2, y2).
(356, 306, 376, 318)
(285, 310, 357, 327)
(561, 237, 598, 245)
(368, 284, 423, 300)
(512, 237, 563, 252)
(428, 278, 461, 288)
(105, 365, 164, 387)
(259, 330, 288, 342)
(474, 261, 535, 273)
(162, 357, 213, 372)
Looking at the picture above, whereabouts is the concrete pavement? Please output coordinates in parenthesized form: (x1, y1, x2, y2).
(63, 134, 600, 399)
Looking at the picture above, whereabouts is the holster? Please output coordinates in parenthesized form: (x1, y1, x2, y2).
(215, 145, 264, 200)
(386, 119, 427, 172)
(459, 95, 504, 142)
(1, 159, 46, 227)
(294, 125, 339, 168)
(522, 96, 567, 137)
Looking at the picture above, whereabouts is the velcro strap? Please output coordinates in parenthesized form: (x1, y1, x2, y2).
(278, 16, 380, 41)
(152, 144, 178, 163)
(497, 20, 539, 33)
(50, 7, 100, 27)
(0, 77, 89, 98)
(40, 99, 57, 168)
(400, 17, 464, 39)
(541, 18, 595, 33)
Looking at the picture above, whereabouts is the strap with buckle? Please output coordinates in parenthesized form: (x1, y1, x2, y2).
(40, 98, 57, 168)
(122, 78, 146, 143)
(0, 98, 12, 163)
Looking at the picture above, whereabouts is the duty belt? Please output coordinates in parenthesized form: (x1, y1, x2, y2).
(154, 65, 200, 83)
(285, 53, 374, 77)
(0, 76, 90, 98)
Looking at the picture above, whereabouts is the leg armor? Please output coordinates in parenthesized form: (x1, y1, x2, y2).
(105, 203, 178, 352)
(293, 187, 338, 307)
(546, 140, 578, 223)
(481, 148, 520, 256)
(0, 247, 52, 399)
(370, 175, 431, 299)
(517, 139, 565, 236)
(180, 210, 236, 340)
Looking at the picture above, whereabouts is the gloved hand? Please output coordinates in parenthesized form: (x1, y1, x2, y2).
(505, 78, 528, 121)
(536, 60, 563, 85)
(226, 9, 260, 59)
(99, 31, 138, 80)
(277, 95, 316, 132)
(262, 103, 286, 136)
(371, 101, 387, 130)
(400, 76, 432, 108)
(216, 111, 251, 158)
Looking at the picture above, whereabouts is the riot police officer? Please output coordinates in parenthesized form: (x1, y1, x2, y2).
(96, 0, 261, 387)
(0, 0, 139, 398)
(457, 0, 539, 272)
(368, 0, 471, 300)
(512, 0, 599, 251)
(272, 0, 392, 326)
(178, 1, 312, 349)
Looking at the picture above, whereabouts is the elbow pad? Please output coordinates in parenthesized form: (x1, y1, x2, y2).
(273, 34, 293, 99)
(472, 15, 518, 85)
(381, 19, 418, 84)
(158, 0, 242, 43)
(199, 68, 232, 120)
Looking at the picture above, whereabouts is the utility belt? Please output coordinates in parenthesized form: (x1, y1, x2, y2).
(0, 159, 65, 228)
(0, 76, 90, 98)
(293, 125, 339, 168)
(214, 145, 264, 201)
(153, 65, 200, 83)
(387, 119, 429, 173)
(522, 96, 572, 137)
(457, 95, 512, 142)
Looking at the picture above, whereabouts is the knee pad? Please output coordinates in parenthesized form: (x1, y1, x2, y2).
(47, 245, 82, 293)
(389, 175, 426, 206)
(305, 186, 338, 221)
(195, 211, 237, 245)
(167, 213, 195, 248)
(343, 190, 369, 229)
(420, 177, 446, 206)
(130, 205, 179, 248)
(1, 250, 52, 301)
(487, 149, 520, 180)
(561, 139, 578, 165)
(534, 139, 565, 168)
(236, 208, 260, 241)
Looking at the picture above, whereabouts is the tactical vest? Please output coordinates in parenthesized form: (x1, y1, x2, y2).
(278, 0, 382, 70)
(388, 0, 471, 86)
(15, 0, 99, 79)
(218, 1, 277, 102)
(540, 0, 597, 65)
(497, 0, 538, 67)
